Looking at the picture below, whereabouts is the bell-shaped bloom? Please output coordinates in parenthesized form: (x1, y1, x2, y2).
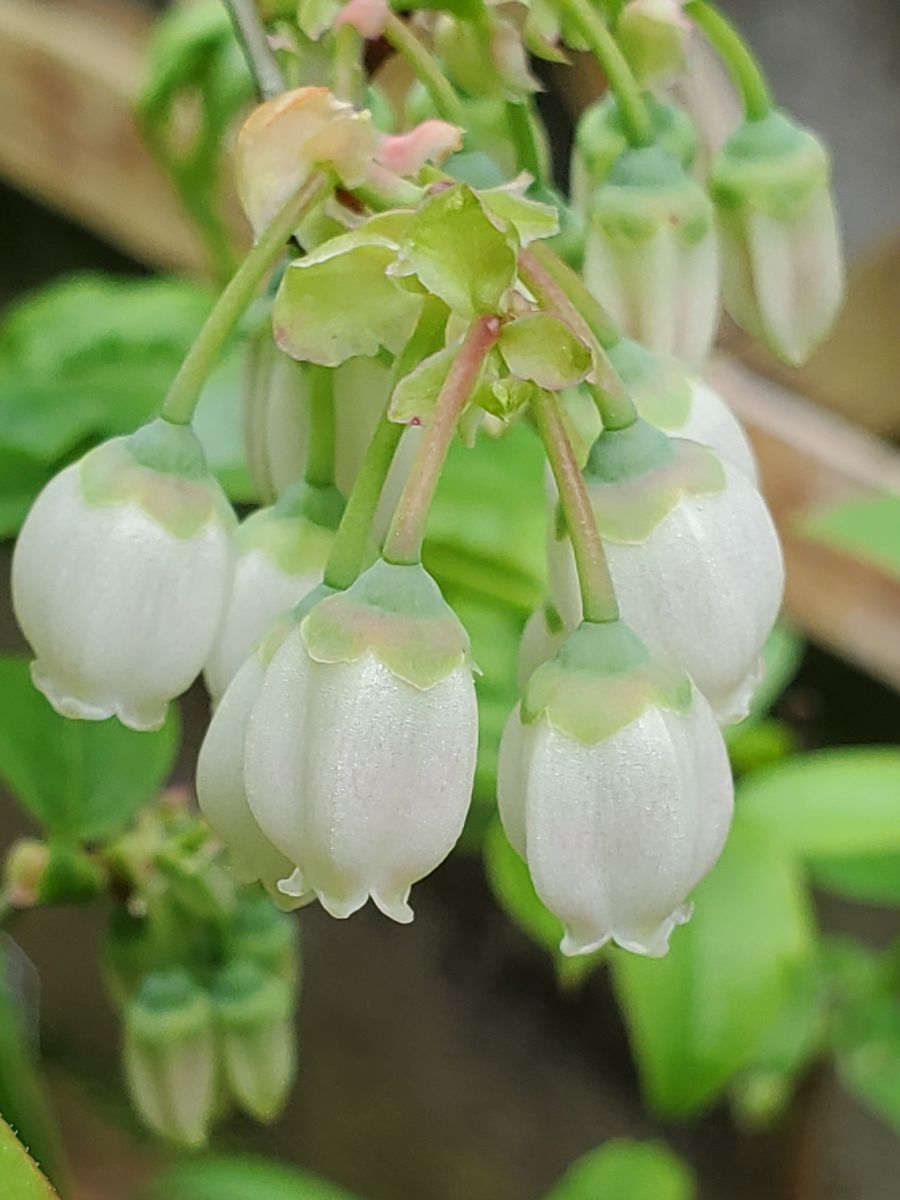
(499, 620, 733, 956)
(244, 558, 478, 922)
(198, 609, 321, 908)
(584, 145, 719, 368)
(710, 110, 844, 366)
(570, 93, 696, 217)
(123, 968, 216, 1147)
(203, 487, 338, 703)
(607, 337, 758, 481)
(12, 419, 234, 731)
(212, 960, 295, 1122)
(547, 421, 783, 723)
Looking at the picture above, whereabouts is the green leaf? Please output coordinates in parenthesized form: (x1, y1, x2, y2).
(810, 854, 900, 906)
(738, 748, 900, 859)
(498, 314, 591, 390)
(543, 1140, 695, 1200)
(137, 0, 236, 116)
(0, 449, 51, 539)
(396, 185, 518, 317)
(146, 1155, 361, 1200)
(611, 815, 814, 1115)
(0, 657, 179, 840)
(799, 494, 900, 582)
(0, 1117, 58, 1200)
(274, 240, 420, 367)
(480, 186, 560, 244)
(389, 343, 457, 424)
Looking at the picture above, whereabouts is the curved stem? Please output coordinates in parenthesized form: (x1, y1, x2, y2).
(304, 366, 336, 488)
(223, 0, 285, 100)
(160, 171, 332, 426)
(531, 390, 619, 624)
(518, 246, 637, 431)
(383, 12, 465, 127)
(505, 100, 545, 182)
(555, 0, 652, 145)
(383, 315, 501, 567)
(684, 0, 771, 120)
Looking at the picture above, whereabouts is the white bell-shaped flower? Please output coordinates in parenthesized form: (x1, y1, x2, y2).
(197, 610, 317, 910)
(244, 559, 478, 922)
(547, 421, 783, 723)
(584, 145, 719, 369)
(203, 486, 338, 703)
(499, 620, 734, 956)
(12, 419, 234, 731)
(710, 110, 844, 366)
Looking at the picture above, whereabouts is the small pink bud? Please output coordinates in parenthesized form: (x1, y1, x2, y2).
(333, 0, 388, 39)
(375, 121, 463, 176)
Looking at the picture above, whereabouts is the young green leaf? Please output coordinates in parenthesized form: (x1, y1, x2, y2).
(498, 314, 591, 389)
(0, 657, 179, 841)
(0, 1116, 58, 1200)
(543, 1140, 695, 1200)
(799, 494, 900, 582)
(480, 185, 560, 244)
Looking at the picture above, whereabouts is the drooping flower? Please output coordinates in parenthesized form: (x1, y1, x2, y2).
(12, 419, 234, 731)
(244, 558, 478, 921)
(710, 109, 844, 366)
(584, 145, 719, 368)
(499, 619, 733, 956)
(547, 420, 783, 722)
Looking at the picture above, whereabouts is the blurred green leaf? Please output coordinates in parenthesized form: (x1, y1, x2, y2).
(738, 748, 900, 859)
(0, 450, 52, 539)
(147, 1155, 361, 1200)
(543, 1139, 695, 1200)
(611, 815, 814, 1115)
(811, 855, 900, 906)
(799, 494, 900, 582)
(0, 657, 179, 840)
(0, 1116, 58, 1200)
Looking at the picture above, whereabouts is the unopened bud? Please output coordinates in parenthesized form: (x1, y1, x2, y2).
(618, 0, 690, 86)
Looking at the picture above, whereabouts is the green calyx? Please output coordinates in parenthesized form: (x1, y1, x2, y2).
(301, 558, 471, 690)
(80, 421, 234, 539)
(605, 339, 694, 430)
(579, 420, 726, 542)
(522, 619, 692, 744)
(576, 92, 697, 182)
(212, 960, 291, 1032)
(126, 968, 212, 1046)
(710, 109, 830, 221)
(236, 485, 340, 576)
(228, 891, 297, 978)
(591, 144, 714, 246)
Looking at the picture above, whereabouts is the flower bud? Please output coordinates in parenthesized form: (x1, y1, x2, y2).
(203, 486, 338, 703)
(123, 968, 216, 1147)
(710, 110, 844, 366)
(499, 619, 733, 956)
(618, 0, 690, 86)
(12, 419, 234, 730)
(570, 94, 697, 217)
(244, 558, 478, 921)
(606, 337, 758, 481)
(547, 421, 783, 723)
(584, 145, 719, 368)
(228, 889, 300, 984)
(212, 960, 295, 1122)
(434, 13, 539, 101)
(198, 609, 322, 909)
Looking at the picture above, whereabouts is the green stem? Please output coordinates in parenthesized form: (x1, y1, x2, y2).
(382, 314, 501, 567)
(223, 0, 285, 100)
(324, 298, 450, 590)
(518, 246, 637, 431)
(555, 0, 652, 145)
(160, 171, 332, 426)
(684, 0, 771, 120)
(505, 100, 545, 182)
(531, 390, 619, 624)
(333, 23, 365, 105)
(383, 12, 465, 126)
(304, 366, 337, 488)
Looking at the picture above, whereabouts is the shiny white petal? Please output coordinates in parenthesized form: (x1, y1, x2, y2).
(13, 465, 232, 730)
(245, 637, 478, 921)
(677, 380, 758, 482)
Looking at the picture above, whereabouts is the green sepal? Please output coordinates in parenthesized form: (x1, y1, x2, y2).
(710, 110, 830, 222)
(393, 184, 518, 317)
(126, 968, 212, 1047)
(606, 338, 693, 430)
(211, 960, 290, 1032)
(80, 427, 234, 539)
(581, 422, 726, 542)
(301, 558, 471, 690)
(576, 93, 697, 185)
(227, 888, 298, 982)
(498, 314, 591, 390)
(591, 145, 713, 247)
(522, 619, 692, 745)
(235, 493, 337, 578)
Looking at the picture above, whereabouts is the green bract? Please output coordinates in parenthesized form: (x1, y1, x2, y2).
(522, 619, 692, 744)
(301, 558, 472, 689)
